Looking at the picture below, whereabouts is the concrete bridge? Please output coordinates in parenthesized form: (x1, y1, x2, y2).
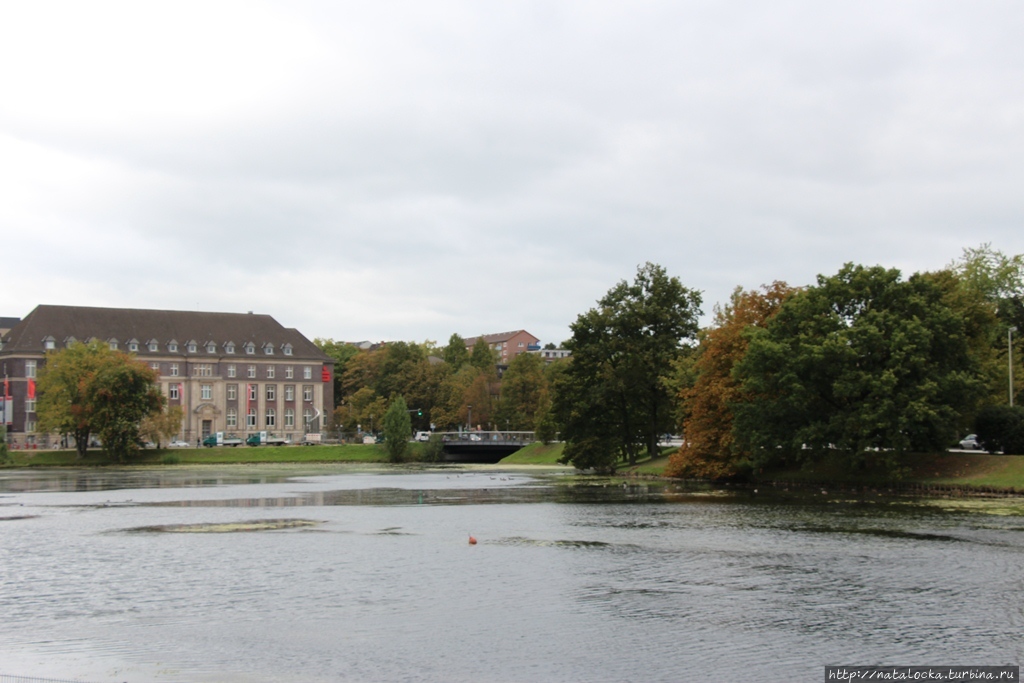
(439, 431, 535, 463)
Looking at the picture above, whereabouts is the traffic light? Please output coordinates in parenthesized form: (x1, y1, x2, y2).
(417, 409, 423, 417)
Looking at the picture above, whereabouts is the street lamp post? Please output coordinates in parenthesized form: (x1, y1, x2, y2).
(467, 405, 472, 431)
(1011, 326, 1018, 407)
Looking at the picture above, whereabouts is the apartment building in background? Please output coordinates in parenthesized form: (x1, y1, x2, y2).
(462, 330, 540, 363)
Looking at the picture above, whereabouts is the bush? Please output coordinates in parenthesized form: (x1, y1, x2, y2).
(161, 454, 181, 465)
(422, 433, 445, 462)
(975, 406, 1024, 455)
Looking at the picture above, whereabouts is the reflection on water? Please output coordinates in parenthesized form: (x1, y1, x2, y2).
(0, 464, 1022, 683)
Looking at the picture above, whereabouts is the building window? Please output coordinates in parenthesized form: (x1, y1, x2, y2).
(247, 365, 256, 379)
(25, 360, 36, 379)
(227, 384, 237, 401)
(187, 342, 197, 353)
(248, 385, 258, 401)
(227, 364, 236, 378)
(43, 337, 55, 350)
(169, 385, 179, 400)
(207, 342, 216, 353)
(109, 340, 118, 351)
(285, 366, 294, 379)
(129, 341, 139, 352)
(303, 408, 312, 426)
(266, 385, 276, 401)
(193, 364, 212, 377)
(265, 409, 276, 427)
(245, 342, 255, 355)
(227, 409, 237, 428)
(65, 337, 77, 348)
(265, 344, 274, 355)
(303, 366, 312, 380)
(225, 342, 235, 354)
(168, 342, 178, 352)
(247, 408, 257, 428)
(267, 366, 275, 379)
(149, 341, 159, 352)
(303, 385, 313, 402)
(25, 398, 36, 413)
(285, 408, 294, 428)
(170, 363, 179, 377)
(283, 344, 293, 356)
(25, 420, 36, 433)
(201, 384, 212, 400)
(284, 385, 294, 401)
(150, 362, 160, 372)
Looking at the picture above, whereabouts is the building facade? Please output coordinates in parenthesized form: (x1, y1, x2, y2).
(463, 330, 540, 363)
(0, 305, 333, 448)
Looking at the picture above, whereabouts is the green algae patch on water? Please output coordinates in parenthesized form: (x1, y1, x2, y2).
(906, 497, 1024, 516)
(127, 519, 322, 533)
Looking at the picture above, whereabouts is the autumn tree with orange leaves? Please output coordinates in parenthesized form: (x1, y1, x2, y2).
(666, 282, 793, 480)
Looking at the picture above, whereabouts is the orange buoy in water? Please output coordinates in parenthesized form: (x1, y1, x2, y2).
(468, 535, 478, 545)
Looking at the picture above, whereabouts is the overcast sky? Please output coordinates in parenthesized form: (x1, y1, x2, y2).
(2, 1, 1022, 346)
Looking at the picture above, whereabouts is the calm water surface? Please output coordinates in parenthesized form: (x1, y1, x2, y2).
(0, 464, 1021, 682)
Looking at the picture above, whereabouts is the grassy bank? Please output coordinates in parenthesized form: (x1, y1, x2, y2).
(7, 442, 1023, 493)
(2, 443, 395, 467)
(759, 452, 1024, 491)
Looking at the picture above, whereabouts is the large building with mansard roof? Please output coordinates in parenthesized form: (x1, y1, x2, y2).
(0, 305, 333, 449)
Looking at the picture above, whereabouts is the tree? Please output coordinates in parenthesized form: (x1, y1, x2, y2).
(495, 352, 548, 430)
(666, 282, 793, 480)
(37, 341, 164, 461)
(469, 338, 497, 372)
(382, 395, 412, 462)
(314, 338, 359, 408)
(443, 334, 470, 369)
(733, 263, 986, 472)
(139, 406, 185, 448)
(553, 263, 702, 472)
(0, 426, 9, 464)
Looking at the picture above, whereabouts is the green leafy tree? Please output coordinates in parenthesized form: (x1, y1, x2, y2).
(495, 352, 548, 430)
(733, 263, 986, 472)
(314, 338, 359, 408)
(0, 426, 9, 463)
(443, 334, 470, 369)
(422, 432, 446, 462)
(469, 338, 497, 372)
(139, 406, 185, 448)
(37, 341, 163, 461)
(382, 395, 412, 462)
(90, 360, 165, 461)
(553, 263, 702, 472)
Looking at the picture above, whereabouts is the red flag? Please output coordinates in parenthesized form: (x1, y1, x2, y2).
(27, 379, 36, 400)
(3, 377, 8, 399)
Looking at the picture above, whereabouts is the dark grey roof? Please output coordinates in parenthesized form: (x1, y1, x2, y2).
(0, 305, 331, 363)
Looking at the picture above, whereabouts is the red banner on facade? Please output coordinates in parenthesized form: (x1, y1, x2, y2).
(27, 379, 36, 400)
(321, 366, 330, 383)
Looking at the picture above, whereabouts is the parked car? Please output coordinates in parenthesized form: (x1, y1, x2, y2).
(168, 440, 190, 448)
(414, 431, 431, 442)
(959, 434, 982, 450)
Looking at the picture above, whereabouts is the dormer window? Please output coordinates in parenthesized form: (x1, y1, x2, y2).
(64, 336, 77, 348)
(207, 342, 217, 354)
(225, 342, 235, 355)
(186, 340, 197, 353)
(108, 339, 119, 351)
(168, 340, 179, 353)
(42, 336, 56, 350)
(148, 339, 159, 352)
(128, 339, 139, 352)
(283, 344, 293, 356)
(244, 342, 255, 355)
(264, 343, 274, 355)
